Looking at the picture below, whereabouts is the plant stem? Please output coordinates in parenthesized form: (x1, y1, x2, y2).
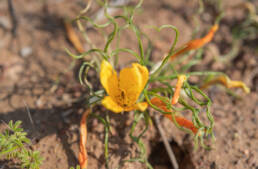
(104, 114, 110, 169)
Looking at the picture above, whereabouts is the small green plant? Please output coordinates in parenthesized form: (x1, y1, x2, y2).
(0, 120, 43, 169)
(66, 0, 250, 168)
(70, 165, 81, 169)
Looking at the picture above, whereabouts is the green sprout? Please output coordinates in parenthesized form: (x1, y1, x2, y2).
(0, 120, 43, 169)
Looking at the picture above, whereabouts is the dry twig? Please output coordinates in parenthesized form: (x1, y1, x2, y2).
(8, 0, 18, 37)
(154, 113, 179, 169)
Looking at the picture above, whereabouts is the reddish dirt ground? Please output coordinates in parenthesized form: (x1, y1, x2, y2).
(0, 0, 257, 169)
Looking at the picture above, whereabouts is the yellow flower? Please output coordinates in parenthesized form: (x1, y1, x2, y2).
(100, 60, 149, 113)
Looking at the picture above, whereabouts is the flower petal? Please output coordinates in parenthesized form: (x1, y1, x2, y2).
(118, 65, 142, 105)
(118, 63, 149, 106)
(132, 63, 149, 91)
(102, 96, 124, 113)
(133, 102, 148, 112)
(100, 60, 120, 98)
(122, 102, 148, 112)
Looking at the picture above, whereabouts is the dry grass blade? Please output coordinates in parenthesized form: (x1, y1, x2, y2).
(154, 114, 179, 169)
(78, 109, 91, 169)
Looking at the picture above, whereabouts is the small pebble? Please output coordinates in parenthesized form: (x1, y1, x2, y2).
(61, 109, 73, 117)
(20, 46, 32, 57)
(62, 94, 71, 102)
(36, 96, 45, 108)
(0, 17, 10, 28)
(244, 149, 249, 156)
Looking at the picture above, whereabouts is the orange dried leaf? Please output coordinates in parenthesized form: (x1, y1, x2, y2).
(64, 21, 84, 53)
(164, 114, 198, 134)
(150, 97, 169, 111)
(201, 75, 250, 93)
(78, 109, 90, 169)
(150, 97, 198, 134)
(170, 24, 219, 60)
(171, 75, 187, 105)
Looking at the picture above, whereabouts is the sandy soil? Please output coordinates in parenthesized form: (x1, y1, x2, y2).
(0, 0, 257, 169)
